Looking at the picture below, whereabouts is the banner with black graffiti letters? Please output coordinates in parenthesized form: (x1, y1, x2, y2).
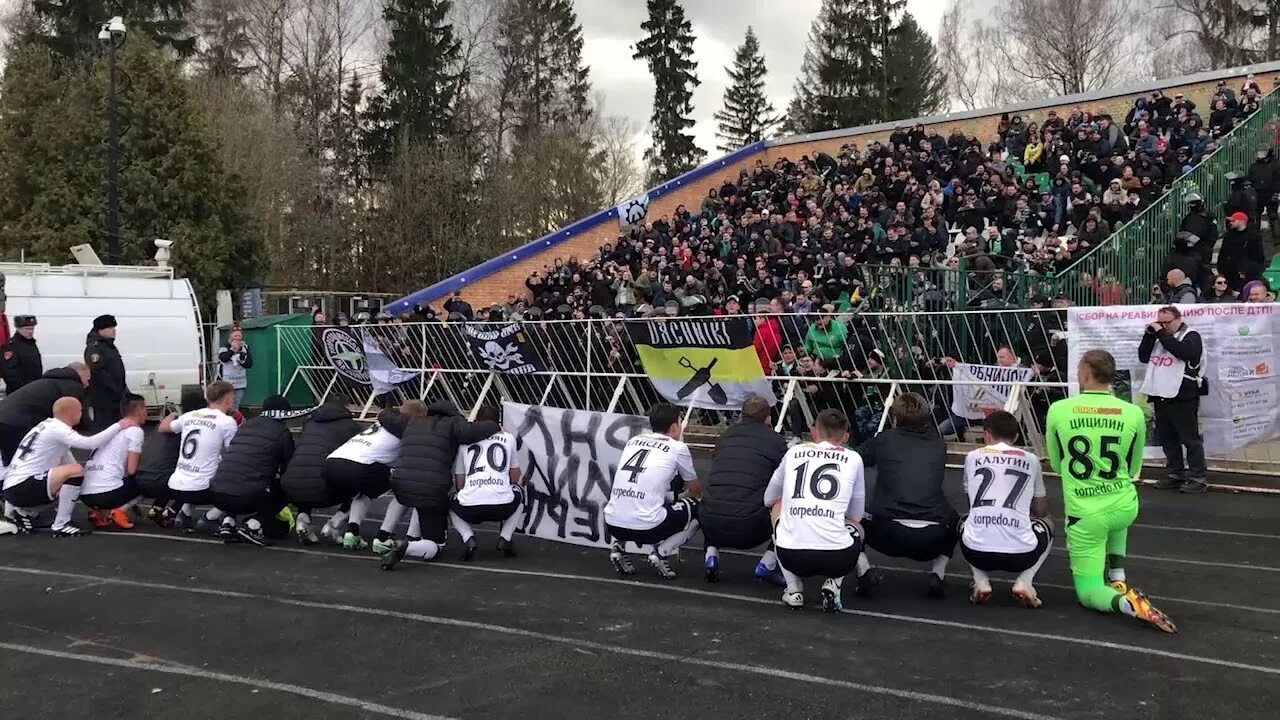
(504, 402, 648, 549)
(1067, 303, 1280, 455)
(464, 322, 545, 375)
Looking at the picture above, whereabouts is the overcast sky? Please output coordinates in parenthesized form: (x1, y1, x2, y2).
(577, 0, 995, 160)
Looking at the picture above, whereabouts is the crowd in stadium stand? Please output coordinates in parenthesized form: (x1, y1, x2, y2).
(364, 76, 1277, 437)
(460, 74, 1271, 324)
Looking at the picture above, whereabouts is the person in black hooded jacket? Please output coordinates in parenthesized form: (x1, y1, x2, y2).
(209, 395, 296, 546)
(0, 363, 89, 464)
(855, 391, 959, 599)
(381, 400, 499, 569)
(280, 399, 360, 544)
(139, 386, 207, 527)
(700, 395, 789, 586)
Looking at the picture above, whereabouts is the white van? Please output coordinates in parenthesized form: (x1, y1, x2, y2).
(1, 262, 205, 408)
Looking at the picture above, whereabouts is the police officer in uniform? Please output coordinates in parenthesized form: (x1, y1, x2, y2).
(2, 315, 42, 393)
(85, 314, 127, 431)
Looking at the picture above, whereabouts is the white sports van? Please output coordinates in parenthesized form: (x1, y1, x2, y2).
(0, 262, 205, 408)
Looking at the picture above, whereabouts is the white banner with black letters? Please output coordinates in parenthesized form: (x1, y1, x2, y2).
(950, 363, 1035, 420)
(504, 402, 647, 548)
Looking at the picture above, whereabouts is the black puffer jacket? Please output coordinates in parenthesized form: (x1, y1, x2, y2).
(0, 367, 86, 431)
(391, 402, 499, 509)
(211, 416, 295, 497)
(136, 388, 207, 498)
(702, 419, 788, 522)
(858, 426, 956, 524)
(280, 402, 361, 506)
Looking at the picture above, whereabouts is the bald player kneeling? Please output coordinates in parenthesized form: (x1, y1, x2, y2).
(2, 397, 136, 535)
(765, 409, 867, 613)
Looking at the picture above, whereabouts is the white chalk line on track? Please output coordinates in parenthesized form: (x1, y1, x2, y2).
(1131, 523, 1280, 540)
(0, 641, 456, 720)
(17, 532, 1280, 676)
(308, 514, 1280, 613)
(0, 566, 1063, 720)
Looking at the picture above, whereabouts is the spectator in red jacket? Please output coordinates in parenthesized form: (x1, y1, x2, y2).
(752, 299, 783, 373)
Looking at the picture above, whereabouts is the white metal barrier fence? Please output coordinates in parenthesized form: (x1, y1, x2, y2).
(272, 310, 1279, 475)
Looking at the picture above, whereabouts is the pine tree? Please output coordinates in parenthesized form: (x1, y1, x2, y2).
(784, 0, 910, 134)
(29, 0, 196, 57)
(196, 0, 255, 79)
(0, 39, 260, 310)
(884, 13, 947, 119)
(363, 0, 464, 174)
(633, 0, 704, 187)
(713, 26, 780, 153)
(495, 0, 592, 143)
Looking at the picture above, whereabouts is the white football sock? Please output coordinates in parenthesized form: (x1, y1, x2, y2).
(970, 565, 992, 588)
(180, 503, 195, 516)
(52, 485, 82, 529)
(1107, 566, 1126, 583)
(856, 553, 872, 576)
(1015, 539, 1054, 588)
(930, 555, 950, 580)
(704, 545, 719, 561)
(204, 508, 225, 522)
(780, 566, 803, 594)
(407, 510, 421, 539)
(349, 496, 371, 531)
(380, 498, 407, 534)
(327, 510, 348, 530)
(405, 538, 442, 560)
(758, 548, 778, 569)
(449, 510, 475, 543)
(296, 512, 311, 527)
(498, 508, 520, 542)
(656, 519, 700, 557)
(246, 518, 262, 531)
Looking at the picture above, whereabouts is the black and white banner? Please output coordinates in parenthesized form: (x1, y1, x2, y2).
(949, 362, 1034, 420)
(616, 192, 650, 228)
(464, 322, 544, 375)
(505, 402, 647, 549)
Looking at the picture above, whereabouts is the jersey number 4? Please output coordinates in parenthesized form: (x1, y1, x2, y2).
(15, 431, 40, 460)
(972, 467, 1031, 509)
(620, 449, 649, 483)
(791, 462, 841, 500)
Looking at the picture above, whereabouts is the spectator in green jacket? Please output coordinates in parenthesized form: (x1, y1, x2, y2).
(803, 304, 849, 360)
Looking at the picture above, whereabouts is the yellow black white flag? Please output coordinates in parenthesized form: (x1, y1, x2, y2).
(627, 318, 776, 410)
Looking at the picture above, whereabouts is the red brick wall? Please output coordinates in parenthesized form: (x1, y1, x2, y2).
(442, 70, 1277, 309)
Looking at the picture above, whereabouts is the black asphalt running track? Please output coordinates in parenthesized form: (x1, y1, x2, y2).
(2, 466, 1278, 720)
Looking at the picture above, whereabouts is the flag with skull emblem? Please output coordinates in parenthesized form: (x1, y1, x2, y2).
(463, 322, 544, 375)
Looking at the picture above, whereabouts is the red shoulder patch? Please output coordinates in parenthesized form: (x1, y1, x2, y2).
(2, 351, 11, 360)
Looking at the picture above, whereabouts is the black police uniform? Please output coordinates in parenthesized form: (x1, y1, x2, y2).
(2, 316, 42, 393)
(85, 315, 127, 431)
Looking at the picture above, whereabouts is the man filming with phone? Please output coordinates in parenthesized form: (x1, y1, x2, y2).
(1137, 306, 1207, 494)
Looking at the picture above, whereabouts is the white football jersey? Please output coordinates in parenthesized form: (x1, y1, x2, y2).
(604, 433, 696, 531)
(328, 423, 400, 465)
(3, 419, 123, 489)
(82, 425, 145, 495)
(167, 409, 238, 492)
(767, 441, 865, 552)
(961, 442, 1046, 554)
(454, 432, 519, 506)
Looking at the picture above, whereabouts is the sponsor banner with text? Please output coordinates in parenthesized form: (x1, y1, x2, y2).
(1067, 303, 1280, 454)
